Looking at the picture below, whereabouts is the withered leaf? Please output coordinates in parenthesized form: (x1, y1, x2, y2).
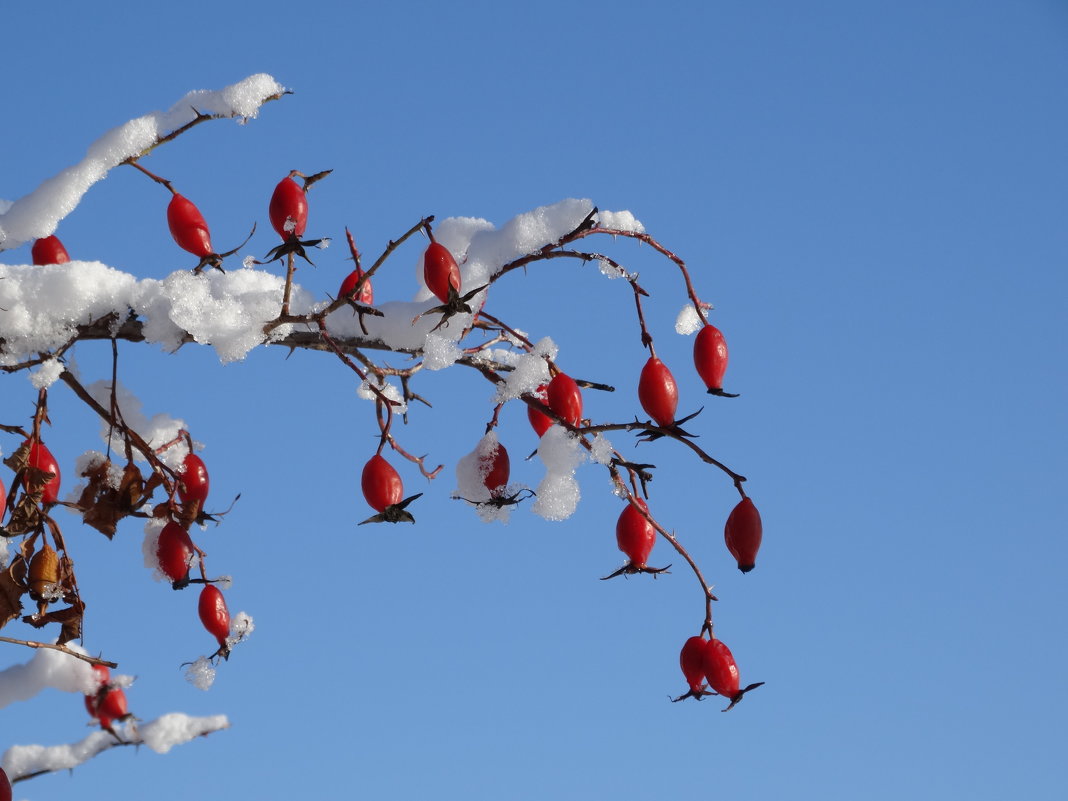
(4, 493, 44, 536)
(0, 560, 26, 630)
(23, 598, 84, 645)
(119, 462, 146, 507)
(76, 459, 148, 538)
(2, 441, 30, 473)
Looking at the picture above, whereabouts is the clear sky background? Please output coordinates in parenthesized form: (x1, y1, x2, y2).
(2, 1, 1066, 799)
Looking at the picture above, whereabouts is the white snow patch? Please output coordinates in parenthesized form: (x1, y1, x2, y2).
(141, 517, 168, 579)
(596, 209, 645, 234)
(138, 713, 229, 754)
(423, 332, 462, 371)
(86, 380, 189, 470)
(0, 713, 229, 777)
(0, 645, 96, 709)
(356, 377, 407, 414)
(589, 433, 615, 466)
(675, 304, 707, 335)
(531, 426, 586, 521)
(28, 357, 64, 389)
(0, 74, 283, 250)
(454, 431, 519, 524)
(493, 337, 556, 403)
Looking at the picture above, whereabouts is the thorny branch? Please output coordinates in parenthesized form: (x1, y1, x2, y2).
(1, 80, 753, 704)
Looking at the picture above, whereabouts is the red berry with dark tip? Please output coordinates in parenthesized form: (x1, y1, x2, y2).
(481, 441, 510, 497)
(199, 584, 231, 647)
(362, 454, 403, 513)
(694, 323, 729, 392)
(638, 356, 679, 426)
(269, 176, 308, 240)
(724, 497, 762, 573)
(178, 453, 210, 507)
(423, 242, 461, 303)
(616, 498, 656, 568)
(167, 194, 214, 258)
(546, 372, 583, 427)
(157, 521, 195, 583)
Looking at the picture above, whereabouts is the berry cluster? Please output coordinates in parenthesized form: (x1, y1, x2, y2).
(0, 92, 769, 795)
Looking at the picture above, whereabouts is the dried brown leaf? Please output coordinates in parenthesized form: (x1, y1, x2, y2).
(2, 441, 30, 473)
(76, 459, 148, 538)
(22, 599, 84, 645)
(0, 560, 26, 630)
(5, 491, 45, 536)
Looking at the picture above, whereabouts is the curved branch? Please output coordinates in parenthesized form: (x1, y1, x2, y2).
(0, 635, 117, 669)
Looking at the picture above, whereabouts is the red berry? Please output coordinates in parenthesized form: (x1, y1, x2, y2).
(178, 452, 210, 507)
(704, 637, 741, 698)
(361, 454, 403, 513)
(0, 475, 7, 520)
(693, 323, 729, 392)
(90, 663, 110, 689)
(480, 440, 510, 497)
(546, 372, 583, 427)
(680, 636, 711, 695)
(0, 767, 11, 801)
(526, 384, 552, 438)
(724, 497, 762, 573)
(96, 686, 129, 721)
(339, 268, 373, 305)
(84, 692, 99, 719)
(156, 521, 195, 583)
(23, 439, 61, 504)
(167, 193, 214, 258)
(31, 235, 70, 265)
(423, 241, 461, 303)
(638, 356, 679, 427)
(269, 176, 307, 240)
(198, 584, 231, 647)
(615, 498, 656, 568)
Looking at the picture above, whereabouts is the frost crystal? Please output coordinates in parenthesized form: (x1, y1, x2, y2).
(226, 612, 255, 649)
(589, 433, 614, 466)
(598, 259, 629, 280)
(184, 656, 216, 691)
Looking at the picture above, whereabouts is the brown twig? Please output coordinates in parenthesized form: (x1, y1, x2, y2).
(0, 635, 117, 668)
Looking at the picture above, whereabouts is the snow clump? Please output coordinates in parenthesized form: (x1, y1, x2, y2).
(531, 426, 586, 521)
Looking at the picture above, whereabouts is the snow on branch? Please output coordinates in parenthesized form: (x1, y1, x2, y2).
(0, 73, 286, 251)
(1, 713, 230, 782)
(0, 644, 97, 709)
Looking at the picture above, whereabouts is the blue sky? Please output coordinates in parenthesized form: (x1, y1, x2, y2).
(2, 1, 1066, 799)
